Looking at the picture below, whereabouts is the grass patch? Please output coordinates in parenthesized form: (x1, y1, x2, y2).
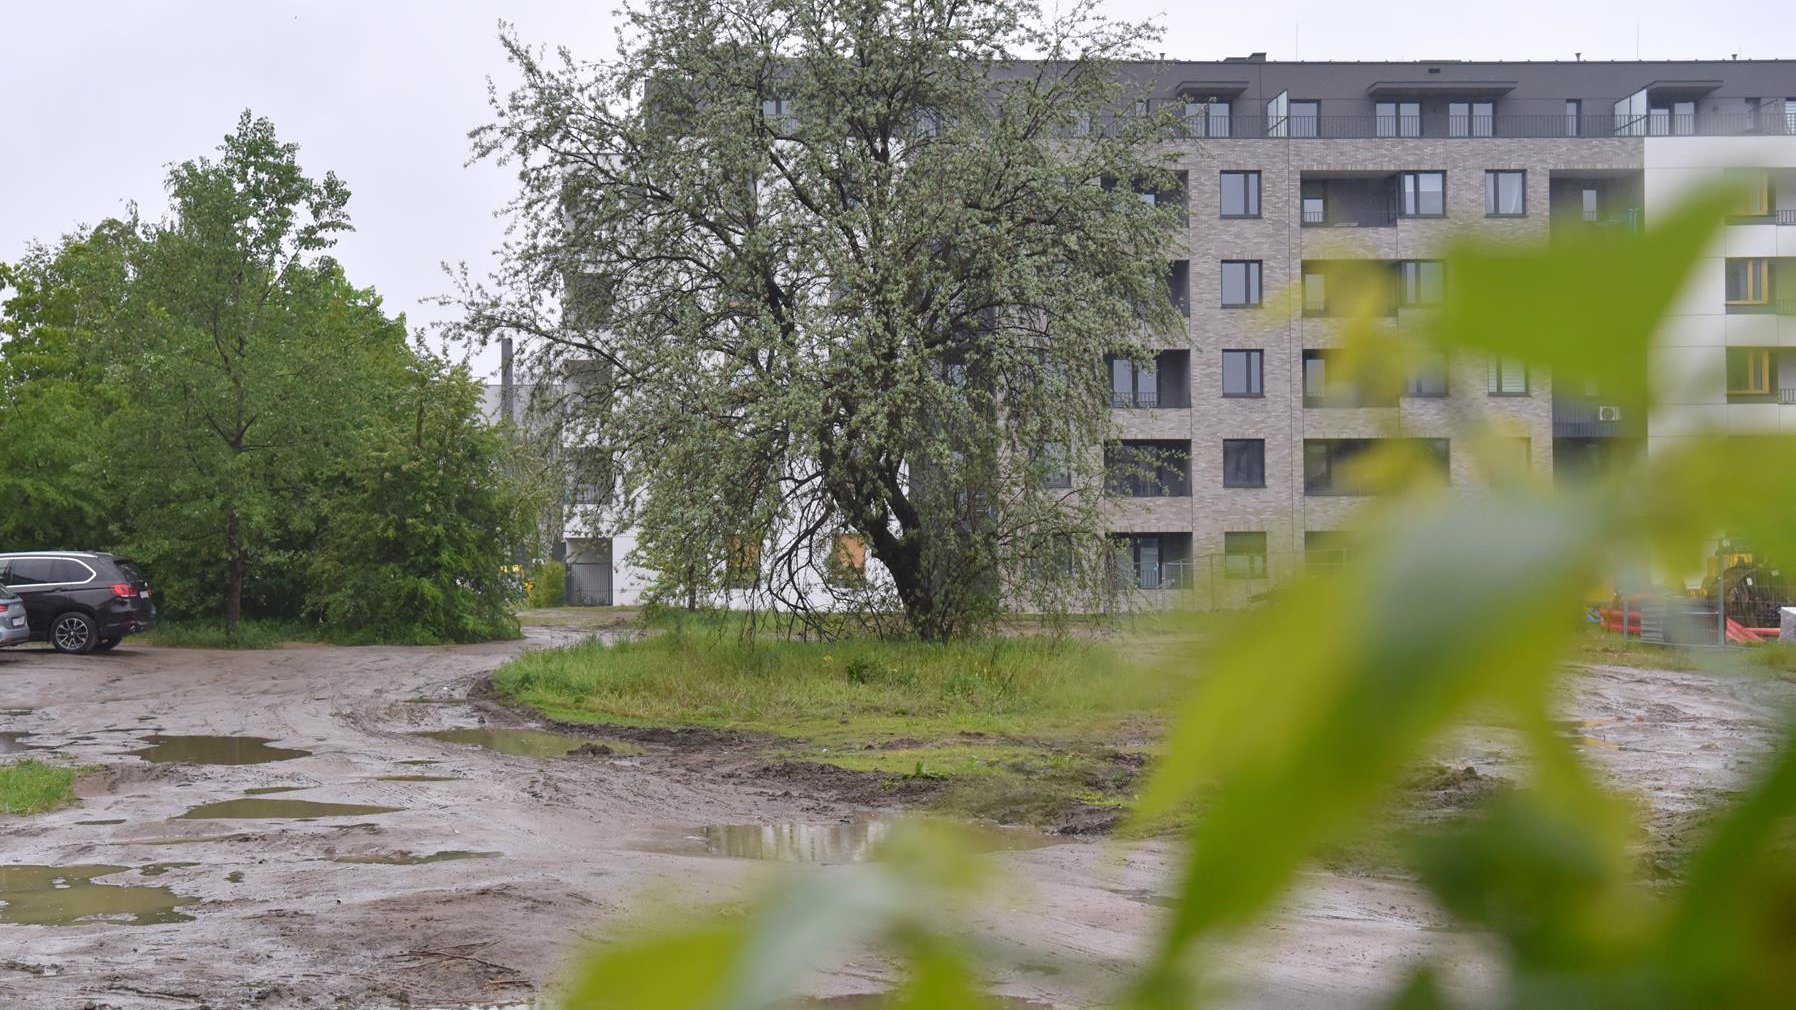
(142, 616, 523, 649)
(493, 627, 1186, 827)
(0, 759, 83, 815)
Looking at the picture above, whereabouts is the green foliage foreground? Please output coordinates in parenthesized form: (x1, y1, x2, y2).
(0, 760, 80, 816)
(537, 183, 1796, 1008)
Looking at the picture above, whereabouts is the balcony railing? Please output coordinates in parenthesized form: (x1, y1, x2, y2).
(1780, 388, 1796, 405)
(1779, 210, 1796, 226)
(1111, 390, 1158, 408)
(1085, 111, 1796, 141)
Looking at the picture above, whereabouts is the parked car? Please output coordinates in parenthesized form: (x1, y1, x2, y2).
(0, 552, 156, 654)
(0, 585, 29, 648)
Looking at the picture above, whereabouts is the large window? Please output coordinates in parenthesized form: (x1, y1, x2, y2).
(1168, 260, 1191, 316)
(1375, 101, 1421, 137)
(1221, 349, 1263, 397)
(1397, 260, 1445, 307)
(1221, 260, 1263, 307)
(1105, 441, 1191, 497)
(1220, 171, 1261, 218)
(1113, 534, 1186, 590)
(1040, 442, 1071, 488)
(1726, 258, 1771, 305)
(1109, 351, 1188, 408)
(1448, 100, 1494, 137)
(1223, 532, 1268, 579)
(1406, 352, 1449, 397)
(1185, 99, 1231, 137)
(1728, 170, 1772, 216)
(1488, 356, 1529, 395)
(759, 97, 798, 133)
(1484, 171, 1526, 216)
(1727, 348, 1775, 396)
(1565, 99, 1581, 137)
(1289, 100, 1320, 137)
(1649, 101, 1696, 136)
(1303, 350, 1396, 407)
(1398, 171, 1446, 217)
(1305, 438, 1447, 495)
(1222, 439, 1266, 488)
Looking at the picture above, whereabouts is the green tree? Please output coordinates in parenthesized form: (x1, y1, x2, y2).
(113, 112, 413, 633)
(310, 359, 533, 643)
(460, 0, 1181, 639)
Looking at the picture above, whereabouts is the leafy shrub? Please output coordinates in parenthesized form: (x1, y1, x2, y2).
(528, 561, 568, 608)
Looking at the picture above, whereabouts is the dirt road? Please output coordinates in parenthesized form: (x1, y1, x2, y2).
(2, 636, 1790, 1010)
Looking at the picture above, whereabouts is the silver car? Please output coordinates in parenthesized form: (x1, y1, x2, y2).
(0, 585, 28, 647)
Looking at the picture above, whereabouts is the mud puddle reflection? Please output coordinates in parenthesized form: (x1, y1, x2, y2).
(131, 735, 310, 765)
(681, 819, 1056, 864)
(416, 727, 640, 758)
(176, 799, 401, 819)
(0, 865, 196, 926)
(331, 850, 500, 865)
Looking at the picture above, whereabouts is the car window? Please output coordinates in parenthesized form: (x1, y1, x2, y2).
(51, 559, 94, 584)
(116, 560, 147, 583)
(6, 558, 58, 585)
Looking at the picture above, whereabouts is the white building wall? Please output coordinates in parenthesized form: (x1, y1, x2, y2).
(1645, 136, 1796, 458)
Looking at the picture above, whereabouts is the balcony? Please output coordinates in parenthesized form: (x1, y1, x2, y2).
(1552, 395, 1641, 439)
(1300, 175, 1397, 229)
(1090, 110, 1796, 141)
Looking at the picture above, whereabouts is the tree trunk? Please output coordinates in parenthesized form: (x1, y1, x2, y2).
(225, 510, 243, 642)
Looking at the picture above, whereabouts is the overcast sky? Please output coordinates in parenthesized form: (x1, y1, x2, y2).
(3, 0, 1786, 378)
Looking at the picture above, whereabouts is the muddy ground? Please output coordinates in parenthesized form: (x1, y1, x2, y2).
(2, 630, 1792, 1010)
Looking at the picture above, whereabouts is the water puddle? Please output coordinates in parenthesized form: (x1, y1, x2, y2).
(0, 732, 48, 755)
(130, 735, 310, 765)
(244, 786, 310, 795)
(331, 850, 499, 866)
(0, 864, 196, 926)
(225, 870, 245, 883)
(396, 759, 441, 766)
(415, 728, 639, 758)
(376, 774, 461, 782)
(75, 819, 125, 826)
(175, 799, 401, 820)
(683, 819, 1055, 865)
(1111, 887, 1176, 908)
(138, 862, 198, 877)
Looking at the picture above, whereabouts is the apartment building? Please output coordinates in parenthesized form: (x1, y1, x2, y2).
(1099, 57, 1796, 600)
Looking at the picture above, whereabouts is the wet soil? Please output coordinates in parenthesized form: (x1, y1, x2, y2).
(1, 638, 1788, 1009)
(415, 726, 641, 758)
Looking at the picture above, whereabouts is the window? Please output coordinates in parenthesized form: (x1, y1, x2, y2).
(1728, 170, 1771, 216)
(1788, 99, 1796, 136)
(1448, 100, 1494, 137)
(1114, 534, 1183, 590)
(1223, 532, 1268, 579)
(1221, 260, 1263, 307)
(1484, 171, 1526, 216)
(1105, 441, 1190, 497)
(1134, 99, 1150, 118)
(1376, 101, 1421, 137)
(1289, 100, 1319, 137)
(760, 97, 797, 133)
(1397, 261, 1445, 307)
(1071, 112, 1091, 138)
(1398, 171, 1446, 217)
(1305, 439, 1370, 495)
(1185, 99, 1231, 137)
(1305, 531, 1351, 571)
(1488, 356, 1529, 395)
(3, 558, 58, 585)
(1109, 355, 1159, 408)
(1302, 351, 1329, 404)
(827, 533, 868, 586)
(1727, 348, 1774, 396)
(1565, 99, 1581, 137)
(1301, 268, 1327, 315)
(1726, 258, 1771, 305)
(1649, 101, 1696, 136)
(1405, 352, 1449, 397)
(1220, 171, 1261, 218)
(1301, 194, 1326, 226)
(1222, 440, 1266, 488)
(1221, 349, 1263, 397)
(1303, 350, 1397, 407)
(1040, 442, 1071, 488)
(1168, 260, 1191, 316)
(1581, 187, 1600, 222)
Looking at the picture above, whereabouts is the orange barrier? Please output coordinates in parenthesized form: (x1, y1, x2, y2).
(1725, 618, 1779, 644)
(1598, 609, 1642, 634)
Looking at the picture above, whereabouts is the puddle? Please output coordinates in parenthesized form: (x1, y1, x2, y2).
(405, 697, 468, 706)
(396, 759, 441, 766)
(331, 850, 500, 865)
(75, 819, 125, 826)
(376, 774, 461, 782)
(801, 997, 1052, 1009)
(686, 819, 1054, 865)
(138, 862, 198, 877)
(416, 728, 640, 758)
(0, 708, 32, 718)
(130, 735, 310, 765)
(244, 786, 310, 795)
(1111, 887, 1176, 908)
(225, 870, 245, 883)
(0, 864, 196, 926)
(175, 799, 401, 820)
(0, 732, 48, 755)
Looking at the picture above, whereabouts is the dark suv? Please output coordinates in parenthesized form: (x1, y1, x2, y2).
(0, 552, 156, 654)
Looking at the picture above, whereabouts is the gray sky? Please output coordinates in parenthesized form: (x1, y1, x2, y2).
(2, 0, 1786, 378)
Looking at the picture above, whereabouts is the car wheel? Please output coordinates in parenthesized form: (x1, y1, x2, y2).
(51, 612, 98, 655)
(95, 636, 120, 652)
